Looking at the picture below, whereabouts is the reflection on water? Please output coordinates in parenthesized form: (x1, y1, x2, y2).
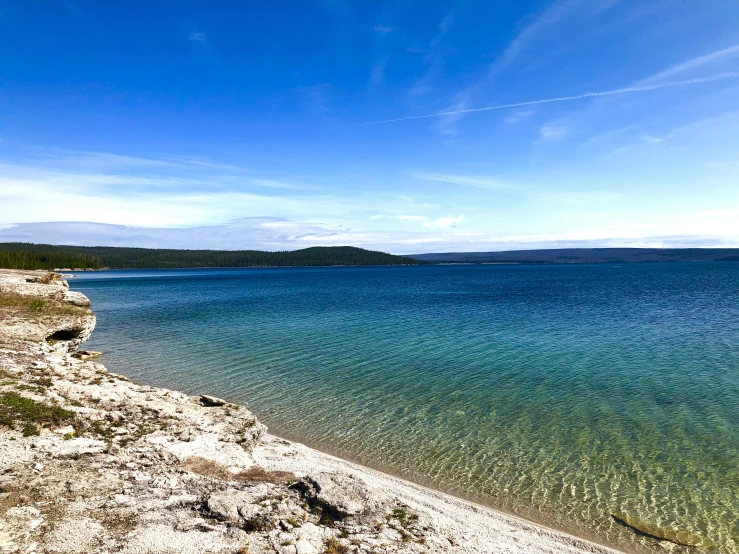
(73, 264, 739, 553)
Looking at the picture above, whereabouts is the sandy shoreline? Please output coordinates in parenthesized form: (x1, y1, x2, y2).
(0, 268, 625, 553)
(254, 432, 625, 554)
(247, 423, 623, 552)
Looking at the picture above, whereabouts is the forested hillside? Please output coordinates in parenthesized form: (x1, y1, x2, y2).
(0, 248, 101, 270)
(0, 244, 418, 269)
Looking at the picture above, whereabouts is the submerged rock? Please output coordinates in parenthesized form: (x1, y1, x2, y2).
(612, 511, 714, 547)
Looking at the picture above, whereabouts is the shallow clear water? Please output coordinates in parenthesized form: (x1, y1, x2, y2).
(72, 264, 739, 553)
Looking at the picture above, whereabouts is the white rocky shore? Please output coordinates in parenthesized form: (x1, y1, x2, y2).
(0, 269, 622, 554)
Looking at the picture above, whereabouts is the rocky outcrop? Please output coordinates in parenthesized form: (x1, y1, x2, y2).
(0, 270, 624, 554)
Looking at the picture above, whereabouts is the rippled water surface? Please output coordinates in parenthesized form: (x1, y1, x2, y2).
(72, 264, 739, 553)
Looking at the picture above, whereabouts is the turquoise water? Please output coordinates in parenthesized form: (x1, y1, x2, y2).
(72, 264, 739, 553)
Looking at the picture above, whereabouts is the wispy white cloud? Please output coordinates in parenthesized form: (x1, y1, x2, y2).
(413, 173, 515, 190)
(337, 72, 739, 127)
(370, 56, 388, 86)
(538, 124, 568, 142)
(491, 0, 621, 73)
(296, 83, 332, 116)
(188, 31, 207, 44)
(7, 209, 731, 253)
(438, 12, 454, 34)
(504, 110, 534, 124)
(249, 179, 320, 191)
(408, 9, 454, 97)
(645, 43, 739, 83)
(0, 150, 332, 227)
(374, 24, 394, 35)
(1, 210, 737, 254)
(423, 215, 464, 229)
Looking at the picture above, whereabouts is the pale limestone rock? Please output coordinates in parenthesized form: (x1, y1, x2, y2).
(62, 289, 91, 307)
(207, 489, 258, 521)
(72, 350, 102, 360)
(295, 539, 319, 554)
(302, 472, 383, 517)
(48, 437, 107, 458)
(53, 425, 75, 435)
(165, 433, 255, 468)
(200, 394, 228, 406)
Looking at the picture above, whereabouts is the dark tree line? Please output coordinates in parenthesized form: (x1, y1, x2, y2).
(0, 249, 101, 270)
(0, 243, 419, 269)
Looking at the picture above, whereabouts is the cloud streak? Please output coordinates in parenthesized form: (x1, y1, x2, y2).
(332, 72, 739, 128)
(494, 0, 620, 72)
(646, 44, 739, 82)
(188, 31, 207, 44)
(413, 173, 514, 190)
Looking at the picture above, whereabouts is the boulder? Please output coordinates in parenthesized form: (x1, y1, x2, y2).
(200, 394, 228, 407)
(206, 490, 255, 521)
(62, 290, 91, 307)
(294, 472, 383, 518)
(206, 486, 274, 522)
(72, 350, 103, 360)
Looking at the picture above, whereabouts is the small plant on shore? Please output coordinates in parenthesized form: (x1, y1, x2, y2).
(242, 513, 273, 533)
(0, 392, 74, 434)
(390, 507, 418, 527)
(391, 508, 407, 522)
(323, 537, 350, 554)
(22, 423, 40, 436)
(28, 298, 45, 311)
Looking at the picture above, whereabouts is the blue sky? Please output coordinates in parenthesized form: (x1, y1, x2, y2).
(1, 0, 738, 253)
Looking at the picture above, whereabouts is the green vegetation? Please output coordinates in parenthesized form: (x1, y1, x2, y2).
(0, 392, 75, 433)
(0, 247, 100, 270)
(0, 243, 419, 269)
(391, 508, 408, 522)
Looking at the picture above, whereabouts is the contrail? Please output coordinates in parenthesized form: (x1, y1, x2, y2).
(327, 72, 739, 129)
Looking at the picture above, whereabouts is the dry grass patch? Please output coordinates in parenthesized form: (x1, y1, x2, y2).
(0, 290, 90, 317)
(181, 457, 296, 485)
(324, 537, 350, 554)
(233, 466, 296, 485)
(181, 457, 232, 480)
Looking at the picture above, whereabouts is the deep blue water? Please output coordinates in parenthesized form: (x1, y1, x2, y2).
(71, 264, 739, 553)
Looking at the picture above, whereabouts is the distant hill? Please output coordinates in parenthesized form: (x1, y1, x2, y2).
(410, 248, 739, 264)
(0, 244, 419, 270)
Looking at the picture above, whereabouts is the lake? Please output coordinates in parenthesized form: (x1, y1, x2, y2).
(71, 263, 739, 553)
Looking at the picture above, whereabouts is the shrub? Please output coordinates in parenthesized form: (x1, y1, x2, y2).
(324, 537, 350, 554)
(22, 423, 40, 437)
(0, 393, 75, 433)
